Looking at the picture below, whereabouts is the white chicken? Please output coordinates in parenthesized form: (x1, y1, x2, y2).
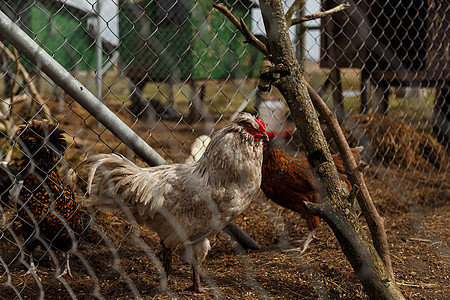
(87, 113, 268, 292)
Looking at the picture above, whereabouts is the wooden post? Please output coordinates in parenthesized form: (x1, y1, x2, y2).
(372, 78, 390, 115)
(295, 2, 305, 63)
(326, 16, 345, 124)
(360, 70, 371, 113)
(187, 82, 214, 134)
(128, 80, 156, 123)
(330, 66, 345, 123)
(433, 87, 450, 143)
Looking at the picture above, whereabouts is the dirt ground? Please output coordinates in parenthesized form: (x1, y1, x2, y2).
(0, 99, 449, 299)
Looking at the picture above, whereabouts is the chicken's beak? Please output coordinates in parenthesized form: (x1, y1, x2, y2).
(261, 133, 269, 143)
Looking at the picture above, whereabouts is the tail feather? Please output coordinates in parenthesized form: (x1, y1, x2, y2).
(88, 154, 167, 215)
(88, 154, 142, 209)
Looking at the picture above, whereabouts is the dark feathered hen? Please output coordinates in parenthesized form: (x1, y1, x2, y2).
(88, 113, 268, 292)
(261, 142, 363, 253)
(16, 120, 79, 277)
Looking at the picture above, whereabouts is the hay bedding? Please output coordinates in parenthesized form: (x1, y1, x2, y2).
(1, 198, 448, 299)
(339, 113, 448, 171)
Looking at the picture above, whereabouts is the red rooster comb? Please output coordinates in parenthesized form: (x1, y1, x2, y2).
(254, 118, 267, 133)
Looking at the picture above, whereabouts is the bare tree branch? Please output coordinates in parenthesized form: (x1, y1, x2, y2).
(305, 81, 394, 278)
(290, 3, 350, 26)
(216, 0, 402, 297)
(213, 3, 269, 55)
(285, 0, 303, 27)
(303, 201, 326, 217)
(257, 0, 403, 296)
(0, 41, 51, 116)
(213, 0, 392, 279)
(11, 47, 20, 102)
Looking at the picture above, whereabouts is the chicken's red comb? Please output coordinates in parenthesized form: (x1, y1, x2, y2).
(254, 118, 267, 132)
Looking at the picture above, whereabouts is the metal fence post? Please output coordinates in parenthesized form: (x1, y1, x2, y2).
(0, 8, 167, 167)
(0, 8, 259, 250)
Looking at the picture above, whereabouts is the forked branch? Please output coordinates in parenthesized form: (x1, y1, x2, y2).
(0, 41, 51, 116)
(305, 81, 394, 278)
(214, 0, 394, 279)
(290, 3, 350, 26)
(213, 3, 269, 55)
(285, 0, 303, 27)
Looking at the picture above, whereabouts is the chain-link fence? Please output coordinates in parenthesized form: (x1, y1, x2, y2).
(0, 0, 448, 299)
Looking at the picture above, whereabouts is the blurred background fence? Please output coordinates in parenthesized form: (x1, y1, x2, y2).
(0, 0, 448, 298)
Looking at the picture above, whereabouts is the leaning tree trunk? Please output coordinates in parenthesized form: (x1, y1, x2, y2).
(258, 0, 404, 298)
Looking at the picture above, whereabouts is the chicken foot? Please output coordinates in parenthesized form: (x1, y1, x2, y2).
(300, 229, 317, 254)
(56, 252, 72, 278)
(25, 256, 41, 280)
(188, 238, 211, 293)
(283, 229, 317, 254)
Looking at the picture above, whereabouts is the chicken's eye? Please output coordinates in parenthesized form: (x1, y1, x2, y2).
(246, 125, 256, 133)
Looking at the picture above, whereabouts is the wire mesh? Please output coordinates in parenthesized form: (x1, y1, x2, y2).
(0, 0, 448, 299)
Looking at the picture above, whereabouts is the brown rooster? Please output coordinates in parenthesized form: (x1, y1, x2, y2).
(261, 141, 363, 253)
(88, 113, 269, 292)
(15, 120, 79, 278)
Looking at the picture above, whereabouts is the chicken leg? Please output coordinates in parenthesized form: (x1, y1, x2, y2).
(25, 256, 39, 276)
(191, 262, 205, 293)
(161, 247, 173, 276)
(56, 252, 72, 278)
(188, 238, 211, 293)
(300, 229, 317, 254)
(283, 228, 317, 254)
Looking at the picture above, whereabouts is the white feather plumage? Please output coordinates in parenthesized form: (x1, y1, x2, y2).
(87, 113, 267, 291)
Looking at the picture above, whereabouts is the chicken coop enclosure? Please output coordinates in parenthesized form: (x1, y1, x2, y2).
(0, 0, 449, 299)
